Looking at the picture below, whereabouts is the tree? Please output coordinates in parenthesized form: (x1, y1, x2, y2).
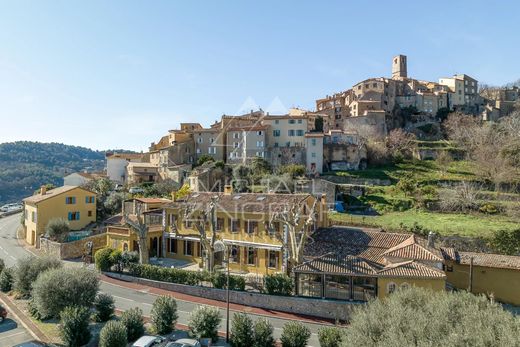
(197, 154, 215, 167)
(174, 183, 192, 200)
(267, 198, 318, 270)
(435, 150, 453, 178)
(83, 178, 115, 222)
(385, 128, 417, 161)
(280, 321, 311, 347)
(263, 273, 293, 296)
(0, 267, 13, 292)
(341, 287, 520, 346)
(44, 218, 70, 242)
(182, 196, 220, 272)
(31, 267, 99, 318)
(59, 306, 91, 347)
(151, 296, 178, 335)
(93, 293, 115, 322)
(95, 247, 116, 271)
(278, 164, 306, 178)
(314, 116, 324, 132)
(490, 229, 520, 255)
(188, 305, 221, 342)
(120, 307, 145, 342)
(99, 321, 127, 347)
(318, 326, 343, 347)
(252, 318, 275, 347)
(230, 313, 253, 347)
(14, 256, 62, 297)
(0, 258, 4, 274)
(124, 203, 151, 265)
(438, 181, 480, 213)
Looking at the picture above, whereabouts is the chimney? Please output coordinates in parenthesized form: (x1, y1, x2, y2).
(224, 185, 233, 195)
(40, 186, 47, 195)
(427, 231, 435, 248)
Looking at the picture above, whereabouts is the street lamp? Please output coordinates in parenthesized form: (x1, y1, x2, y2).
(213, 240, 230, 343)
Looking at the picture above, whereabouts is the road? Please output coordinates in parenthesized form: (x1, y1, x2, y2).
(0, 316, 34, 346)
(0, 214, 324, 346)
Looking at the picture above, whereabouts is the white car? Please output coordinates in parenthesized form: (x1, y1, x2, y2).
(132, 335, 165, 347)
(129, 187, 145, 194)
(166, 339, 201, 347)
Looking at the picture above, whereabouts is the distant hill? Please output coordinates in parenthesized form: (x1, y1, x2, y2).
(0, 141, 106, 204)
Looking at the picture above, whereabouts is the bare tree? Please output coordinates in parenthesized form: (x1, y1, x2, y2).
(124, 203, 150, 264)
(266, 199, 318, 271)
(182, 196, 220, 272)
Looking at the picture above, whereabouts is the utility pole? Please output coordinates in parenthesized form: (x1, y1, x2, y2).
(468, 257, 474, 293)
(226, 246, 230, 343)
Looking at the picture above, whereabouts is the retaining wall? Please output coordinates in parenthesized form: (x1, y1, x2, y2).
(39, 233, 107, 259)
(106, 272, 359, 321)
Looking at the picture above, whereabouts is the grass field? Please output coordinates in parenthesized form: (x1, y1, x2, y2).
(329, 210, 519, 237)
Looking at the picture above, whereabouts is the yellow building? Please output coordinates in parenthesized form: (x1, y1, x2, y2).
(106, 198, 170, 257)
(294, 227, 446, 302)
(23, 185, 97, 247)
(162, 189, 328, 275)
(441, 248, 520, 306)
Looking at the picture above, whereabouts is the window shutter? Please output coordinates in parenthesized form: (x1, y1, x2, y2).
(77, 212, 80, 220)
(68, 212, 72, 221)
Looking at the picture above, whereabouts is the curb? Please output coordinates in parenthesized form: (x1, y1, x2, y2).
(0, 292, 50, 343)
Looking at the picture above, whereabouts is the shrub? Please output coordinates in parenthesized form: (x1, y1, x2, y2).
(253, 318, 275, 347)
(151, 296, 178, 335)
(212, 272, 246, 291)
(121, 251, 139, 269)
(342, 287, 520, 346)
(278, 164, 306, 178)
(95, 247, 115, 271)
(491, 229, 520, 255)
(230, 313, 253, 347)
(45, 218, 70, 242)
(110, 249, 123, 272)
(99, 321, 127, 347)
(0, 267, 14, 292)
(130, 263, 216, 287)
(0, 258, 4, 274)
(479, 203, 499, 215)
(59, 306, 91, 347)
(188, 305, 221, 342)
(264, 273, 293, 296)
(318, 326, 343, 347)
(280, 321, 311, 347)
(121, 307, 145, 342)
(93, 293, 115, 322)
(14, 256, 62, 297)
(31, 267, 99, 318)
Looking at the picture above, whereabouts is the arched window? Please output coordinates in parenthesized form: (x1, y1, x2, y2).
(123, 243, 128, 252)
(401, 282, 410, 290)
(387, 282, 397, 294)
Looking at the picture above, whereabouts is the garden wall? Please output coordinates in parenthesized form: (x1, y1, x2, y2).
(39, 233, 107, 259)
(106, 272, 358, 321)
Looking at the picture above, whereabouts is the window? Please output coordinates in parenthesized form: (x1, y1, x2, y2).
(65, 197, 76, 204)
(208, 147, 216, 154)
(400, 283, 410, 290)
(85, 196, 95, 204)
(184, 241, 193, 256)
(196, 148, 201, 154)
(273, 130, 280, 137)
(296, 130, 304, 136)
(268, 222, 280, 236)
(210, 138, 214, 143)
(247, 247, 257, 265)
(88, 211, 93, 217)
(230, 219, 240, 233)
(311, 152, 316, 158)
(256, 141, 264, 147)
(288, 119, 296, 124)
(197, 137, 203, 143)
(274, 142, 279, 147)
(297, 119, 303, 124)
(216, 218, 224, 231)
(255, 152, 264, 157)
(274, 120, 279, 124)
(373, 83, 377, 88)
(387, 282, 397, 294)
(352, 277, 377, 301)
(311, 139, 317, 146)
(268, 251, 278, 269)
(68, 212, 80, 221)
(233, 133, 239, 139)
(325, 275, 350, 300)
(168, 214, 176, 227)
(256, 131, 263, 136)
(297, 274, 322, 297)
(233, 142, 239, 148)
(31, 211, 36, 223)
(288, 130, 295, 137)
(169, 239, 177, 254)
(247, 221, 258, 234)
(184, 219, 193, 229)
(229, 245, 240, 263)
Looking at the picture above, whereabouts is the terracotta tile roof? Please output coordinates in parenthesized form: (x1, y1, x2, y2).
(165, 192, 312, 215)
(106, 153, 143, 160)
(382, 235, 443, 262)
(377, 261, 446, 279)
(23, 186, 94, 205)
(227, 125, 269, 132)
(441, 248, 520, 270)
(294, 253, 379, 276)
(74, 172, 106, 180)
(133, 198, 171, 204)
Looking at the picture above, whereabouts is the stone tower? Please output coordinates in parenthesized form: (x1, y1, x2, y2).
(392, 54, 407, 79)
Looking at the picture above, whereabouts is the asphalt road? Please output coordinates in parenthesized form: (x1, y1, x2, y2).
(0, 213, 324, 346)
(0, 317, 34, 346)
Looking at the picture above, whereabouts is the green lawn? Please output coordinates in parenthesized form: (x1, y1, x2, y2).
(329, 210, 520, 237)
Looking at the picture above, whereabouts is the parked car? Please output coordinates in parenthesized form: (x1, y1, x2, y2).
(0, 304, 7, 323)
(132, 336, 166, 347)
(166, 339, 201, 347)
(114, 184, 124, 191)
(129, 187, 145, 194)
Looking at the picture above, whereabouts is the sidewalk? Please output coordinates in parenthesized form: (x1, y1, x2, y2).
(100, 274, 333, 325)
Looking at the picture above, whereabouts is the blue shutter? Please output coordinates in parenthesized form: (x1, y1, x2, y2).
(85, 197, 89, 203)
(77, 212, 80, 220)
(68, 212, 72, 221)
(72, 197, 76, 204)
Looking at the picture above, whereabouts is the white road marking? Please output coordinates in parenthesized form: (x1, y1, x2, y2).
(0, 331, 27, 341)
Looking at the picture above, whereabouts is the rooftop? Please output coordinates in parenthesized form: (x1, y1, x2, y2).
(441, 248, 520, 270)
(23, 185, 94, 204)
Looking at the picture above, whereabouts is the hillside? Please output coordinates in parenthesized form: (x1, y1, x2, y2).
(0, 141, 106, 204)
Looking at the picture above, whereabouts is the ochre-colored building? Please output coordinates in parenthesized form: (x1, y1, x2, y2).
(294, 227, 446, 302)
(162, 189, 328, 275)
(441, 248, 520, 306)
(23, 186, 97, 247)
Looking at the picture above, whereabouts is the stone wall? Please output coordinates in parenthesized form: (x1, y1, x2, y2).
(266, 147, 306, 168)
(39, 233, 107, 260)
(106, 272, 359, 321)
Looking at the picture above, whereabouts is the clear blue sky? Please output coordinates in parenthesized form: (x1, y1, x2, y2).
(0, 0, 518, 151)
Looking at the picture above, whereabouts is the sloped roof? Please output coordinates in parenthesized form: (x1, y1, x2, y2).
(294, 253, 379, 276)
(382, 235, 443, 262)
(23, 186, 94, 205)
(441, 248, 520, 270)
(377, 261, 446, 279)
